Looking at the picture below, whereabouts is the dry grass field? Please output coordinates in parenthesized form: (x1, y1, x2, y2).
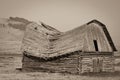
(0, 53, 120, 80)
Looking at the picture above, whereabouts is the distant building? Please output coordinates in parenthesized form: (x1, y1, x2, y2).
(21, 20, 117, 74)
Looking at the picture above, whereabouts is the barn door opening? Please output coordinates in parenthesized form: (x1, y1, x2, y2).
(93, 57, 103, 72)
(93, 40, 99, 51)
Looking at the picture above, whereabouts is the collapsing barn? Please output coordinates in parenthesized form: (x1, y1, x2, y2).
(21, 20, 117, 74)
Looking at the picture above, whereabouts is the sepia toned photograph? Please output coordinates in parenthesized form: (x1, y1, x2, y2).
(0, 0, 120, 80)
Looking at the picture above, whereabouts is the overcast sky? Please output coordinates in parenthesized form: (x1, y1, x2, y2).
(0, 0, 120, 47)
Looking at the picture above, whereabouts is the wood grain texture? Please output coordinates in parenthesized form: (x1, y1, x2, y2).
(21, 21, 114, 58)
(22, 53, 79, 74)
(21, 20, 116, 73)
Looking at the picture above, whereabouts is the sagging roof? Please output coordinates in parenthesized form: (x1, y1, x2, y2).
(21, 20, 117, 59)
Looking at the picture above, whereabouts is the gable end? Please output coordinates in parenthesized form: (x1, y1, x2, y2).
(87, 19, 117, 51)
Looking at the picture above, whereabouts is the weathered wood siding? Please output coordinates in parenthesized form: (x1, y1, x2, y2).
(102, 56, 114, 72)
(83, 23, 112, 52)
(80, 55, 114, 73)
(22, 53, 80, 74)
(22, 52, 114, 74)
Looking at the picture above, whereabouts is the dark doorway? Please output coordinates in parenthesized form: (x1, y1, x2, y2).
(93, 40, 99, 51)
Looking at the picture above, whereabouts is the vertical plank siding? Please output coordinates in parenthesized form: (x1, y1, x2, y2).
(80, 55, 114, 73)
(85, 23, 112, 52)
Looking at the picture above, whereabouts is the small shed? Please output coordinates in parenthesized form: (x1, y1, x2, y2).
(21, 20, 117, 74)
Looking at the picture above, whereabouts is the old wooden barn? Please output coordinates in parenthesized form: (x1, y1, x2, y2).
(21, 20, 117, 74)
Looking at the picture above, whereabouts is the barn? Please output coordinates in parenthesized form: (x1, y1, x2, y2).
(21, 20, 117, 74)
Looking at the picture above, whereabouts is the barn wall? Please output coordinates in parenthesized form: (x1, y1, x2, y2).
(83, 23, 112, 52)
(22, 52, 114, 74)
(80, 55, 114, 73)
(22, 53, 80, 74)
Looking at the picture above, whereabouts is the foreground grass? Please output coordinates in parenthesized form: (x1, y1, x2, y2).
(1, 71, 120, 80)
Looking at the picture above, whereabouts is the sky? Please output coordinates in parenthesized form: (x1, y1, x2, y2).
(0, 0, 120, 47)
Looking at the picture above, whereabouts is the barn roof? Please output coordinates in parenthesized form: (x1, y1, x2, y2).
(22, 20, 117, 59)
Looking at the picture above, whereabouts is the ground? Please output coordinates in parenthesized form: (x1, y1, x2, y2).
(0, 53, 120, 80)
